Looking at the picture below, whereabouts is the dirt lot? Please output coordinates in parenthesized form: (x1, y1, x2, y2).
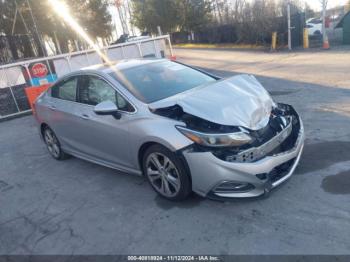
(1, 48, 350, 255)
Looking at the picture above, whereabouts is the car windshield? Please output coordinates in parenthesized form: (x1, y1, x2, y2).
(109, 60, 216, 103)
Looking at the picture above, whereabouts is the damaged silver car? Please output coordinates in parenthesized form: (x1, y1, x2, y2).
(34, 59, 304, 201)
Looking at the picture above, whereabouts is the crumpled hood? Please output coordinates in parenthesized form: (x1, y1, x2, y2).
(149, 74, 274, 130)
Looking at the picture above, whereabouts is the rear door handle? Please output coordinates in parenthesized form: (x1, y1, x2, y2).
(49, 105, 56, 111)
(80, 114, 90, 120)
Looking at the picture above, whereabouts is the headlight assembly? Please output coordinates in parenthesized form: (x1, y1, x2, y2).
(176, 126, 252, 147)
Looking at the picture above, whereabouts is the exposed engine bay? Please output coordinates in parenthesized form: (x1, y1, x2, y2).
(152, 103, 301, 163)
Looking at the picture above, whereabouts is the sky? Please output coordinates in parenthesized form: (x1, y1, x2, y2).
(306, 0, 348, 11)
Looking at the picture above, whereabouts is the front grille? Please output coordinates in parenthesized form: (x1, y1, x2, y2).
(268, 158, 296, 183)
(213, 181, 255, 193)
(211, 104, 301, 163)
(230, 116, 293, 162)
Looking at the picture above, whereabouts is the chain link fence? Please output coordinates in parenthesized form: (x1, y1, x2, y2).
(0, 35, 173, 120)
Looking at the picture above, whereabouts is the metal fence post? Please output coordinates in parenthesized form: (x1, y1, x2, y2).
(24, 64, 34, 86)
(66, 55, 72, 72)
(85, 51, 91, 65)
(167, 35, 174, 57)
(3, 68, 20, 113)
(137, 43, 143, 57)
(153, 40, 158, 57)
(121, 46, 125, 58)
(46, 58, 54, 77)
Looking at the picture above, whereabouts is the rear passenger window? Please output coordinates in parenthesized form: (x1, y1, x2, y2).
(51, 77, 78, 102)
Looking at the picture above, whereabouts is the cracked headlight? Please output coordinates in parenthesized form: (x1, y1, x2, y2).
(176, 126, 252, 147)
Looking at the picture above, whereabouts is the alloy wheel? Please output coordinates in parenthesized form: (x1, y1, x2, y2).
(44, 128, 60, 158)
(146, 152, 181, 197)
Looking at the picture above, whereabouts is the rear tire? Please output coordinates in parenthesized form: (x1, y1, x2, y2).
(43, 127, 69, 160)
(142, 144, 192, 201)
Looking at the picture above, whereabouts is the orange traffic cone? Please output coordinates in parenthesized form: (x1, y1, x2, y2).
(323, 40, 330, 49)
(323, 35, 330, 49)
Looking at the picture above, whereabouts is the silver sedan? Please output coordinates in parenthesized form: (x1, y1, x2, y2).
(34, 59, 304, 201)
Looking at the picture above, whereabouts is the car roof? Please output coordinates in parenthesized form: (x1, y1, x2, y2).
(81, 58, 165, 73)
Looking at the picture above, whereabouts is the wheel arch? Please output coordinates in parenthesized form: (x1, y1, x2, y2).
(40, 123, 49, 138)
(138, 141, 167, 174)
(137, 141, 192, 188)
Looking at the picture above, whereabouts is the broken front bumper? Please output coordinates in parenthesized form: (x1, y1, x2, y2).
(182, 116, 305, 198)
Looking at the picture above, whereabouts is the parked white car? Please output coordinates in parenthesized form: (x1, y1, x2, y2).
(306, 23, 322, 36)
(306, 18, 323, 36)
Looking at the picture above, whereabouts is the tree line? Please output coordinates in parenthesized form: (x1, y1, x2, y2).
(1, 0, 316, 62)
(130, 0, 312, 44)
(0, 0, 111, 60)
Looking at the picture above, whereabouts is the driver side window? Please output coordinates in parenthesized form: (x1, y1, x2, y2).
(78, 75, 134, 112)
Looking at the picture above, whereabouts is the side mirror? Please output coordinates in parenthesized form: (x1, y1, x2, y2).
(94, 101, 121, 119)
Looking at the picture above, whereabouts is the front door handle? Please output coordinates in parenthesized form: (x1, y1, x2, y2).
(80, 114, 90, 120)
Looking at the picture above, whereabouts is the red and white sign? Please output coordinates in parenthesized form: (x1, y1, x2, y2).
(31, 63, 48, 78)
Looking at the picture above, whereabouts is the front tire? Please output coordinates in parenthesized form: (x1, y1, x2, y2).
(43, 127, 69, 160)
(142, 145, 192, 201)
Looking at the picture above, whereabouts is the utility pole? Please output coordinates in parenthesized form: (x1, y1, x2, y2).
(321, 0, 329, 49)
(287, 3, 292, 50)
